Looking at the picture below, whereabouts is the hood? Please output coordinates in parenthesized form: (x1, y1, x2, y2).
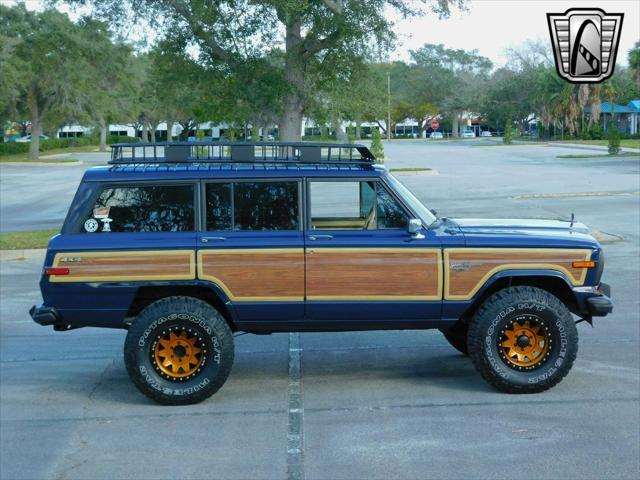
(449, 218, 599, 248)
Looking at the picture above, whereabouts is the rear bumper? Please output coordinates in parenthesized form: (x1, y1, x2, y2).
(29, 305, 61, 326)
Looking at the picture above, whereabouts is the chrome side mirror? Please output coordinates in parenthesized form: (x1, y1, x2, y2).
(407, 218, 425, 239)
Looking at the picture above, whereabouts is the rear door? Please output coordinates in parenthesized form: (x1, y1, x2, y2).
(305, 178, 442, 322)
(198, 179, 305, 322)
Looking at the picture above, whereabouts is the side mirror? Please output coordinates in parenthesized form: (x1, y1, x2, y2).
(407, 218, 425, 239)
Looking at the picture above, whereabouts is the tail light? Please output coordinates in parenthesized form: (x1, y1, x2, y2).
(45, 268, 69, 275)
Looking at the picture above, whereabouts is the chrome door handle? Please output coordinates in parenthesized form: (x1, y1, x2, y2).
(201, 236, 226, 243)
(308, 235, 333, 241)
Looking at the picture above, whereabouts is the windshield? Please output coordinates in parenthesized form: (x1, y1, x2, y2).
(384, 173, 437, 227)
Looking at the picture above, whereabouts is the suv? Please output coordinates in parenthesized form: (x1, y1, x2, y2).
(30, 142, 613, 405)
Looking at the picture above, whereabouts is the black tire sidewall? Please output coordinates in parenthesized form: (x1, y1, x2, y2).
(469, 287, 578, 392)
(125, 297, 234, 404)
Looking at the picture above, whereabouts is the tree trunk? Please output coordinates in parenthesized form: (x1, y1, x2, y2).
(141, 121, 149, 143)
(98, 117, 108, 152)
(262, 123, 269, 140)
(29, 100, 41, 160)
(278, 18, 304, 141)
(452, 115, 459, 137)
(29, 115, 41, 160)
(375, 121, 387, 135)
(333, 114, 348, 142)
(355, 121, 362, 140)
(166, 119, 174, 142)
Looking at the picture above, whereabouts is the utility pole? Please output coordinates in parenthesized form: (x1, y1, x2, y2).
(386, 71, 391, 141)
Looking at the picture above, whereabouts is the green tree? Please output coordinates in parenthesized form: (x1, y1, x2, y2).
(607, 127, 621, 155)
(0, 5, 108, 158)
(0, 34, 27, 134)
(63, 0, 463, 141)
(370, 127, 384, 163)
(410, 44, 492, 136)
(629, 41, 640, 89)
(503, 116, 513, 144)
(77, 18, 137, 150)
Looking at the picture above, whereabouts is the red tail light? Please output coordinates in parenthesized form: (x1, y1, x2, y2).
(45, 268, 69, 276)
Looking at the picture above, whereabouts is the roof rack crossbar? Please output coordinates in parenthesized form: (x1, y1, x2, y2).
(108, 141, 375, 165)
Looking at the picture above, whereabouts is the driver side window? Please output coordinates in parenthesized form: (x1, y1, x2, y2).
(309, 180, 408, 230)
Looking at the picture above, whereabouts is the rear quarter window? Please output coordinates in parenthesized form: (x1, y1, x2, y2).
(80, 184, 195, 233)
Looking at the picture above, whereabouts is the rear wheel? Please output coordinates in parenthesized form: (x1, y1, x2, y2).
(124, 296, 234, 405)
(467, 286, 578, 393)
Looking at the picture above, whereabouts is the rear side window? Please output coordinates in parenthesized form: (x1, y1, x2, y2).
(83, 184, 195, 233)
(205, 181, 299, 231)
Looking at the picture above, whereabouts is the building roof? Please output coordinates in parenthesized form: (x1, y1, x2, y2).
(628, 100, 640, 112)
(586, 100, 640, 114)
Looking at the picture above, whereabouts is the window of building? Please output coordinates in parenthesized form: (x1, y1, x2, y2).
(83, 184, 195, 233)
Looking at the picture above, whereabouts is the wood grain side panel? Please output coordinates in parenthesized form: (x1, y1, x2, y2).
(198, 249, 304, 301)
(445, 248, 593, 300)
(50, 250, 195, 282)
(306, 248, 442, 300)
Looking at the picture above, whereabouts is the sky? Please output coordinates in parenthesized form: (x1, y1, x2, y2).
(12, 0, 640, 68)
(390, 0, 640, 67)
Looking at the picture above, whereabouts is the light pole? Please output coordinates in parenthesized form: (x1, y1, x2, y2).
(386, 71, 391, 141)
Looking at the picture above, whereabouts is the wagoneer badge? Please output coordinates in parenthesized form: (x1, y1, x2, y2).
(547, 8, 623, 83)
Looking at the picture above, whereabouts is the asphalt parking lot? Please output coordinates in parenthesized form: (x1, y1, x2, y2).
(1, 140, 639, 479)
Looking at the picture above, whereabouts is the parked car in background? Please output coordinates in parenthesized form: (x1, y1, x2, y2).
(462, 130, 475, 138)
(429, 131, 444, 139)
(15, 134, 49, 143)
(480, 131, 492, 137)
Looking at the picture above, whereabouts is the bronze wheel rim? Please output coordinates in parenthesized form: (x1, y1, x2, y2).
(152, 327, 205, 380)
(499, 315, 551, 370)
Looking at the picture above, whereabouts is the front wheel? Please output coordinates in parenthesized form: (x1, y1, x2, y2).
(124, 296, 234, 405)
(468, 286, 578, 394)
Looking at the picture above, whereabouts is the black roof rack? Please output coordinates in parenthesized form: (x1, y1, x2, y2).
(108, 141, 375, 165)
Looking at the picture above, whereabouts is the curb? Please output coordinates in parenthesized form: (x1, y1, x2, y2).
(0, 249, 46, 262)
(391, 169, 439, 176)
(0, 161, 82, 166)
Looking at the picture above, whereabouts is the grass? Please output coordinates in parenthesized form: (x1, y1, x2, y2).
(390, 167, 432, 172)
(550, 139, 640, 149)
(0, 145, 100, 163)
(0, 229, 59, 250)
(556, 152, 640, 159)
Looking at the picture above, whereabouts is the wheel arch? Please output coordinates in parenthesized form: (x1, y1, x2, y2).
(125, 282, 238, 331)
(458, 269, 579, 324)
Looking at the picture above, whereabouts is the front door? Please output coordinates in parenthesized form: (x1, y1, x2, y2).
(305, 178, 442, 322)
(197, 179, 305, 322)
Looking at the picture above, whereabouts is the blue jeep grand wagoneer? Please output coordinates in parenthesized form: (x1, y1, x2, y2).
(31, 142, 612, 404)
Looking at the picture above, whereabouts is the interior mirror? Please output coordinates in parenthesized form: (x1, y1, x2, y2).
(407, 218, 424, 239)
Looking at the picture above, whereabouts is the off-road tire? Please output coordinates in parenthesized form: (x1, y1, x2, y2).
(124, 296, 234, 405)
(440, 322, 469, 355)
(467, 286, 578, 394)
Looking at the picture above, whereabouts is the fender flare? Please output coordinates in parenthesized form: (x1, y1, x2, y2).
(468, 268, 577, 304)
